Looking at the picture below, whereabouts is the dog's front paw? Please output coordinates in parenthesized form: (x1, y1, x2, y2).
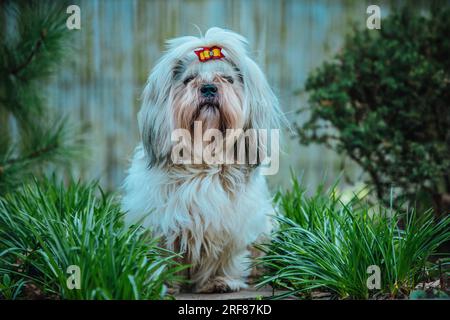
(166, 285, 181, 295)
(195, 276, 247, 293)
(196, 277, 232, 293)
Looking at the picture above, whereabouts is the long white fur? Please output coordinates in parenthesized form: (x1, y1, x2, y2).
(122, 27, 283, 292)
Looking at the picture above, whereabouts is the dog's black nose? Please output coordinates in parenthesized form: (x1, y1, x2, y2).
(200, 84, 218, 97)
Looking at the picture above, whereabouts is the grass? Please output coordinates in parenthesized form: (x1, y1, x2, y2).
(1, 175, 448, 300)
(0, 177, 184, 300)
(256, 175, 450, 299)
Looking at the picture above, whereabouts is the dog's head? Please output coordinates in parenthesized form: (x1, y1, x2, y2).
(171, 47, 244, 133)
(139, 27, 283, 165)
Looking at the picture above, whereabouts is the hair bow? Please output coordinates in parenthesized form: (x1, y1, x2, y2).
(194, 46, 225, 62)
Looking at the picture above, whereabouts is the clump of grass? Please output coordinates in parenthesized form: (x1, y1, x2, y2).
(0, 178, 183, 299)
(257, 176, 450, 299)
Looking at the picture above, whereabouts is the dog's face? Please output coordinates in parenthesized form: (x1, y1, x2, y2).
(139, 27, 284, 164)
(172, 58, 244, 132)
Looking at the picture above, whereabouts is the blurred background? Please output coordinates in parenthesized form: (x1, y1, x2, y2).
(13, 0, 442, 192)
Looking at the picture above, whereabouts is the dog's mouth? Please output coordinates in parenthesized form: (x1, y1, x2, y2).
(199, 98, 220, 110)
(192, 98, 223, 132)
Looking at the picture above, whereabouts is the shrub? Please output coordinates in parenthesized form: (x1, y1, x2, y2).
(256, 176, 450, 299)
(0, 178, 183, 299)
(296, 7, 450, 216)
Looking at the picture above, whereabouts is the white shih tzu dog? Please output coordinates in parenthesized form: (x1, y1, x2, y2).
(122, 27, 283, 293)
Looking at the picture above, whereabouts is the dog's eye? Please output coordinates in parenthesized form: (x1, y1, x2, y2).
(223, 76, 234, 84)
(183, 76, 195, 85)
(173, 60, 185, 80)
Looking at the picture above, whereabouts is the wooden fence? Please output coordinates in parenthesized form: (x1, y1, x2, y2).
(45, 0, 428, 191)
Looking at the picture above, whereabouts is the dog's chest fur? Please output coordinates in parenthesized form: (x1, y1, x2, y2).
(122, 145, 272, 264)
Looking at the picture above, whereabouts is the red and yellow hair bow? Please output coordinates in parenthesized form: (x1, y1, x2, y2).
(194, 46, 225, 62)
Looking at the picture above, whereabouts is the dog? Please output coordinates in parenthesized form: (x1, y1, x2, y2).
(122, 27, 284, 293)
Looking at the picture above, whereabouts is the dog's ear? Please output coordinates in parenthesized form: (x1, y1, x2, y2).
(242, 57, 285, 131)
(240, 57, 287, 168)
(138, 55, 178, 166)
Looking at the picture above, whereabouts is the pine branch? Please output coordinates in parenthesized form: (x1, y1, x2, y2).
(0, 119, 83, 193)
(2, 142, 58, 168)
(0, 1, 81, 194)
(9, 29, 47, 76)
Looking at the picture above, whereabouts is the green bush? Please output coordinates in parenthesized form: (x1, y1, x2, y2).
(0, 178, 183, 299)
(297, 7, 450, 215)
(256, 175, 450, 299)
